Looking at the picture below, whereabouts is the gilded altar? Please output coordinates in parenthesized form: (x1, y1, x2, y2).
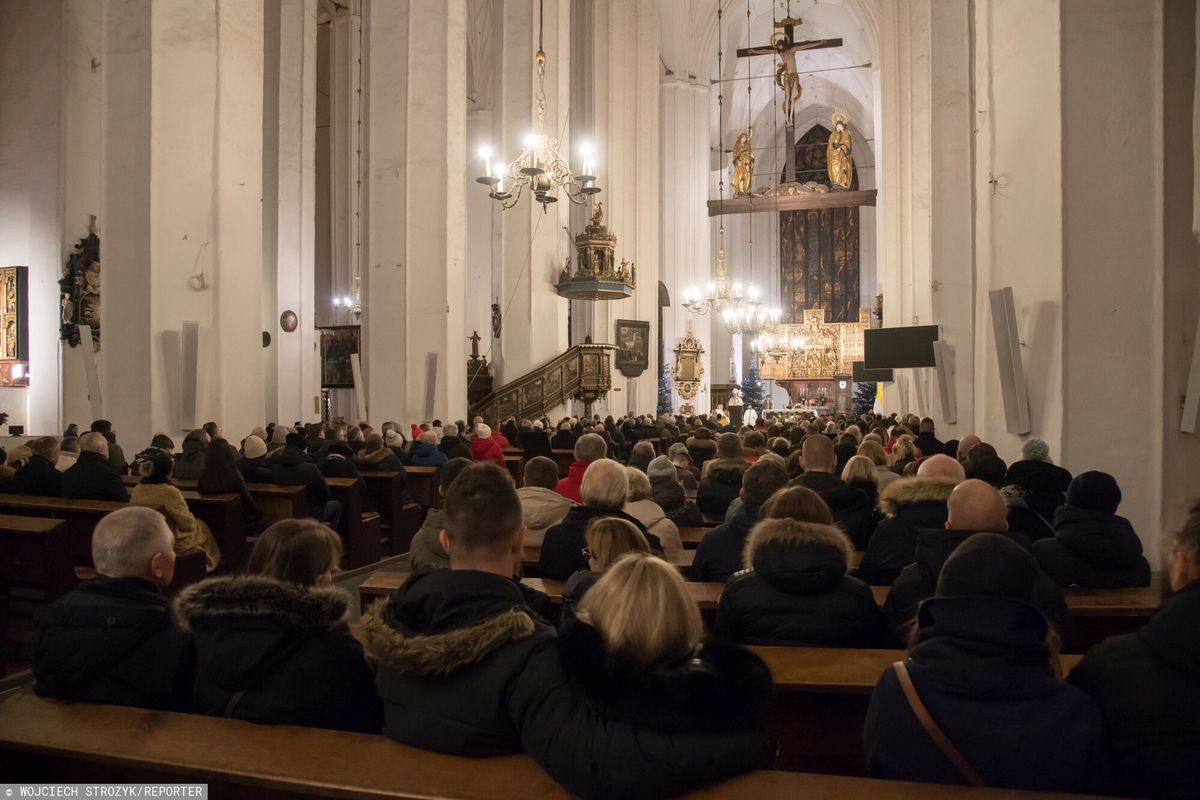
(757, 308, 869, 381)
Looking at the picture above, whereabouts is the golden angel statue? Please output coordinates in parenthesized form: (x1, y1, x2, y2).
(827, 111, 854, 189)
(732, 126, 754, 197)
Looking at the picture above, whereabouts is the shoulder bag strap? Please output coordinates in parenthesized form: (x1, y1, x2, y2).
(892, 660, 985, 787)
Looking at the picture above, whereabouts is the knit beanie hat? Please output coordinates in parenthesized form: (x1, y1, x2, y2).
(476, 424, 492, 439)
(1021, 438, 1052, 463)
(936, 533, 1039, 605)
(647, 455, 678, 480)
(242, 435, 267, 459)
(384, 430, 404, 448)
(285, 432, 308, 450)
(668, 442, 689, 459)
(1066, 471, 1122, 515)
(271, 425, 292, 444)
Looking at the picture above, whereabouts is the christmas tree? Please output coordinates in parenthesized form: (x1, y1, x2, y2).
(853, 382, 877, 415)
(741, 356, 765, 410)
(657, 361, 673, 415)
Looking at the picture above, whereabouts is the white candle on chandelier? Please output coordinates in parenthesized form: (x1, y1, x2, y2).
(478, 145, 493, 179)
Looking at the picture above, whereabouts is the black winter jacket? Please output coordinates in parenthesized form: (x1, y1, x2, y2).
(237, 456, 273, 484)
(1069, 580, 1199, 800)
(33, 576, 193, 711)
(881, 527, 1068, 645)
(271, 446, 332, 511)
(540, 506, 660, 580)
(320, 453, 362, 479)
(913, 432, 944, 459)
(361, 568, 772, 800)
(790, 471, 875, 548)
(714, 520, 884, 647)
(865, 596, 1111, 793)
(438, 435, 473, 461)
(696, 461, 745, 518)
(649, 475, 703, 528)
(10, 454, 63, 497)
(1034, 507, 1151, 588)
(551, 431, 576, 450)
(62, 451, 131, 502)
(355, 447, 404, 473)
(857, 478, 955, 585)
(690, 508, 758, 584)
(172, 438, 208, 480)
(1005, 495, 1056, 542)
(1005, 459, 1071, 520)
(175, 575, 381, 733)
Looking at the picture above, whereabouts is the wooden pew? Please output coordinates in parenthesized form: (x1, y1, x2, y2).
(520, 547, 694, 578)
(0, 692, 1112, 800)
(358, 472, 419, 554)
(404, 465, 440, 508)
(0, 496, 135, 565)
(504, 455, 524, 486)
(0, 515, 72, 602)
(326, 477, 381, 568)
(118, 478, 248, 572)
(550, 449, 575, 478)
(123, 475, 309, 527)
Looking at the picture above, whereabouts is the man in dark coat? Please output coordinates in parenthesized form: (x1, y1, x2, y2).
(882, 479, 1067, 645)
(320, 442, 362, 479)
(437, 423, 473, 461)
(272, 433, 341, 528)
(355, 434, 405, 472)
(1068, 504, 1200, 800)
(790, 434, 874, 548)
(9, 436, 64, 497)
(360, 463, 770, 799)
(33, 507, 193, 710)
(62, 432, 131, 502)
(691, 459, 788, 583)
(1033, 471, 1151, 588)
(912, 417, 943, 459)
(696, 433, 748, 519)
(857, 455, 963, 585)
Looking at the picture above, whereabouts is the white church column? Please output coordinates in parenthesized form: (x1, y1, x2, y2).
(365, 0, 467, 424)
(101, 0, 266, 449)
(264, 0, 319, 426)
(495, 0, 570, 388)
(588, 0, 661, 416)
(660, 78, 712, 414)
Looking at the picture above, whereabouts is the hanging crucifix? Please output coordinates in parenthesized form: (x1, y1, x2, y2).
(736, 14, 842, 185)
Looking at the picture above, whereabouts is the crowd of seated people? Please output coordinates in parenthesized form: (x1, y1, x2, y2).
(13, 408, 1198, 799)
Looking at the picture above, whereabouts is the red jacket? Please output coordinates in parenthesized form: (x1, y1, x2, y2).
(492, 430, 510, 449)
(555, 459, 589, 504)
(470, 436, 506, 468)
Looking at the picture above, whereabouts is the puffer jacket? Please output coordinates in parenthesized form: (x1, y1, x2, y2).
(271, 446, 332, 513)
(650, 475, 703, 528)
(356, 447, 405, 472)
(175, 576, 381, 733)
(172, 438, 208, 480)
(407, 441, 448, 467)
(1033, 507, 1151, 588)
(690, 508, 758, 584)
(715, 519, 884, 647)
(882, 527, 1068, 646)
(469, 436, 506, 468)
(790, 471, 875, 549)
(623, 498, 683, 555)
(696, 460, 745, 519)
(517, 486, 576, 547)
(857, 478, 956, 585)
(555, 459, 590, 504)
(361, 568, 773, 800)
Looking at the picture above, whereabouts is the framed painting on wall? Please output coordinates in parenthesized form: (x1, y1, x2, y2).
(614, 318, 649, 378)
(318, 325, 360, 388)
(0, 266, 29, 387)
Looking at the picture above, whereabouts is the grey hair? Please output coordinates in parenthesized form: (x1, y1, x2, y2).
(92, 507, 173, 578)
(581, 458, 629, 509)
(443, 422, 459, 437)
(1021, 438, 1052, 463)
(625, 466, 652, 501)
(574, 433, 607, 463)
(78, 431, 107, 453)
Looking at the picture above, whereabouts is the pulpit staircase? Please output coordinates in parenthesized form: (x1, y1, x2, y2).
(470, 343, 615, 423)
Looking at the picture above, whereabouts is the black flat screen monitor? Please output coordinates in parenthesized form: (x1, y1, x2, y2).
(863, 325, 940, 369)
(852, 361, 894, 383)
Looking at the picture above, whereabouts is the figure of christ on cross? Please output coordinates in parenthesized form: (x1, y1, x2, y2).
(736, 15, 842, 185)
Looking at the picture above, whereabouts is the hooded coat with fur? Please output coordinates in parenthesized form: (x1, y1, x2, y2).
(361, 567, 771, 800)
(857, 478, 956, 585)
(714, 519, 884, 647)
(518, 485, 576, 547)
(356, 446, 405, 472)
(696, 459, 746, 519)
(174, 575, 381, 733)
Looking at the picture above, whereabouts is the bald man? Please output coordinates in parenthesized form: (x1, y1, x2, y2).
(956, 434, 982, 462)
(857, 456, 966, 586)
(880, 479, 1067, 645)
(792, 434, 875, 548)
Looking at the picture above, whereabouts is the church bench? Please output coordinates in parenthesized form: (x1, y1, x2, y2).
(0, 496, 142, 566)
(115, 479, 249, 572)
(357, 472, 419, 554)
(550, 449, 575, 477)
(402, 465, 440, 508)
(0, 515, 72, 665)
(504, 455, 524, 486)
(519, 547, 693, 578)
(122, 476, 310, 528)
(326, 477, 381, 568)
(0, 693, 1114, 799)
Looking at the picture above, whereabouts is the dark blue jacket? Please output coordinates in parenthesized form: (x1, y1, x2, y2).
(690, 508, 758, 584)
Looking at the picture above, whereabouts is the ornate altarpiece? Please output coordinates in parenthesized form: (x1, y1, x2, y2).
(758, 308, 868, 406)
(671, 325, 705, 402)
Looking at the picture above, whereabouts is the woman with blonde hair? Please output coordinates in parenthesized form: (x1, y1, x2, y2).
(175, 519, 381, 732)
(622, 466, 683, 554)
(131, 452, 221, 572)
(859, 439, 900, 490)
(889, 436, 918, 475)
(714, 486, 884, 647)
(562, 516, 649, 612)
(557, 552, 773, 787)
(842, 454, 881, 507)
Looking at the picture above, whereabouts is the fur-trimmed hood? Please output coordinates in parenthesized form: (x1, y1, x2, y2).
(356, 447, 397, 466)
(359, 568, 542, 678)
(174, 575, 349, 632)
(876, 476, 957, 517)
(556, 614, 772, 733)
(740, 518, 852, 595)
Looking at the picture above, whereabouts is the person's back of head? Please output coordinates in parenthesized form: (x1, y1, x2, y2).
(90, 419, 113, 436)
(242, 435, 268, 459)
(917, 453, 966, 482)
(347, 426, 364, 442)
(646, 455, 678, 484)
(28, 436, 59, 462)
(475, 423, 492, 440)
(744, 431, 765, 449)
(1169, 500, 1200, 592)
(581, 458, 628, 510)
(584, 517, 649, 571)
(79, 431, 109, 458)
(716, 432, 743, 459)
(577, 552, 701, 670)
(522, 456, 559, 490)
(741, 458, 789, 514)
(443, 422, 459, 438)
(760, 485, 834, 525)
(1021, 437, 1052, 464)
(946, 479, 1009, 533)
(841, 454, 877, 486)
(364, 433, 385, 452)
(936, 532, 1040, 608)
(919, 417, 935, 434)
(198, 438, 239, 487)
(632, 441, 655, 459)
(966, 454, 1008, 488)
(1065, 471, 1122, 515)
(92, 506, 175, 590)
(184, 429, 210, 449)
(574, 432, 607, 463)
(956, 433, 982, 461)
(202, 421, 221, 440)
(438, 457, 475, 498)
(625, 467, 652, 502)
(418, 430, 438, 445)
(441, 463, 522, 563)
(139, 451, 174, 483)
(857, 439, 887, 467)
(60, 436, 80, 454)
(247, 519, 342, 587)
(151, 434, 175, 451)
(801, 433, 836, 473)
